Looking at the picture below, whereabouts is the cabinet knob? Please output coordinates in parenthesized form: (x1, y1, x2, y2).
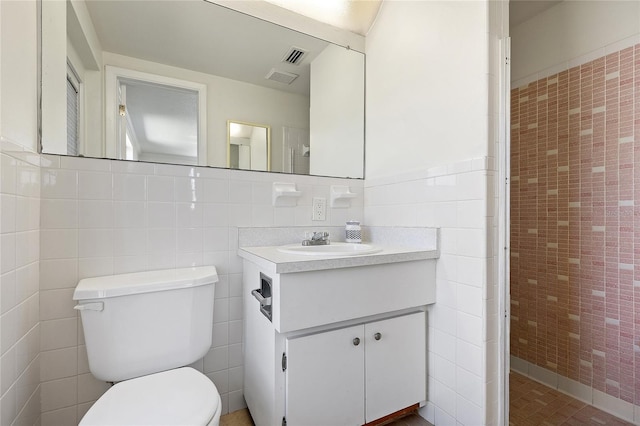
(374, 332, 382, 341)
(352, 337, 360, 346)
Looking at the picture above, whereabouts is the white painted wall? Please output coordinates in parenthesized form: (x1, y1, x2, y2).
(1, 0, 38, 125)
(365, 1, 489, 179)
(511, 0, 640, 84)
(309, 44, 364, 179)
(364, 1, 502, 425)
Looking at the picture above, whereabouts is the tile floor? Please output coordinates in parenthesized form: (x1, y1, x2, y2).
(220, 408, 432, 426)
(509, 372, 634, 425)
(220, 373, 633, 426)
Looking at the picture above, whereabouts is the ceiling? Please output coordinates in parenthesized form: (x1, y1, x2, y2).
(83, 0, 332, 96)
(263, 0, 382, 36)
(510, 0, 563, 28)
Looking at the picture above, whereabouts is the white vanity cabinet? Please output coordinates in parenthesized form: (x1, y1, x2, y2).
(285, 311, 426, 426)
(239, 244, 437, 426)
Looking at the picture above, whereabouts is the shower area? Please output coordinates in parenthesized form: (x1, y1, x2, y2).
(509, 1, 640, 422)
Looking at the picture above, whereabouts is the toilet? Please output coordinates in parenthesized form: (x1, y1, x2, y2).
(73, 266, 222, 426)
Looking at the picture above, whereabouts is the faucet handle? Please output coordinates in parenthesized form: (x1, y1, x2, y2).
(311, 231, 329, 240)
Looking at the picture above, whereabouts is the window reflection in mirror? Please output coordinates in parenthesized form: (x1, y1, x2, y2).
(227, 121, 271, 172)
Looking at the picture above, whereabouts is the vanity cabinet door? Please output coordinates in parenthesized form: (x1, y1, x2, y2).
(364, 311, 426, 422)
(285, 325, 365, 426)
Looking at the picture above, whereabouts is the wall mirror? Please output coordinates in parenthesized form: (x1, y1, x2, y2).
(227, 121, 271, 172)
(40, 0, 365, 179)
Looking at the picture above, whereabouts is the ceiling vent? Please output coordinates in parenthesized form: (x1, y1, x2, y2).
(265, 68, 299, 85)
(282, 46, 307, 65)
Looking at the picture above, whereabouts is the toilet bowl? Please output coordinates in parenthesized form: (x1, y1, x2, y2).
(73, 267, 221, 426)
(79, 368, 221, 426)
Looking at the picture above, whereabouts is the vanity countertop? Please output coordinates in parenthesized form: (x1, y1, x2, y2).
(237, 244, 439, 274)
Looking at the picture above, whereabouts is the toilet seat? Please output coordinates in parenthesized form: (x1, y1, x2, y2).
(79, 367, 221, 425)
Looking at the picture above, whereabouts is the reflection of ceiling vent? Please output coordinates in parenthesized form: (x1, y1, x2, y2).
(265, 68, 299, 85)
(282, 46, 307, 65)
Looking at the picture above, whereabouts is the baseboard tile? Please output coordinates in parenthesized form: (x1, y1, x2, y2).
(593, 389, 635, 423)
(510, 356, 640, 425)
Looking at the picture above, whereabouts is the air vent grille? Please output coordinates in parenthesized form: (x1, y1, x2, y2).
(282, 47, 307, 65)
(265, 68, 299, 85)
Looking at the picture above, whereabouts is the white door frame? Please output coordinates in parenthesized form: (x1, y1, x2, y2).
(498, 36, 512, 425)
(104, 65, 208, 165)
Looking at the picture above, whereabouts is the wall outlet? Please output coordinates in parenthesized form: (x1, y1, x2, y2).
(312, 197, 326, 221)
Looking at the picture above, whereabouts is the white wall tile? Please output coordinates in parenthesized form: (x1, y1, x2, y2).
(113, 174, 146, 201)
(203, 227, 230, 252)
(60, 156, 110, 172)
(176, 202, 203, 228)
(114, 201, 146, 228)
(228, 320, 243, 345)
(147, 176, 175, 202)
(428, 377, 456, 418)
(1, 154, 18, 194)
(1, 271, 17, 314)
(78, 257, 114, 280)
(78, 171, 112, 200)
(41, 169, 77, 199)
(41, 199, 78, 229)
(41, 229, 77, 260)
(456, 340, 483, 377)
(78, 200, 113, 229)
(77, 373, 110, 404)
(202, 178, 229, 203)
(1, 194, 16, 233)
(457, 256, 485, 288)
(41, 406, 77, 426)
(211, 322, 229, 348)
(147, 228, 176, 255)
(429, 303, 457, 337)
(429, 353, 456, 387)
(457, 311, 483, 346)
(78, 229, 114, 258)
(204, 346, 229, 373)
(456, 367, 483, 407)
(457, 283, 483, 317)
(1, 347, 17, 394)
(174, 177, 203, 202)
(203, 203, 229, 227)
(113, 229, 147, 256)
(40, 318, 77, 351)
(40, 289, 75, 321)
(148, 202, 175, 228)
(228, 366, 243, 393)
(456, 394, 483, 426)
(1, 233, 16, 273)
(228, 390, 247, 412)
(40, 347, 77, 382)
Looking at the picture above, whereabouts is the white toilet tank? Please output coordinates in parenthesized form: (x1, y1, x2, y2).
(73, 267, 218, 382)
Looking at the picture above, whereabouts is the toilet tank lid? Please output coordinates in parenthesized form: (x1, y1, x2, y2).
(73, 266, 218, 300)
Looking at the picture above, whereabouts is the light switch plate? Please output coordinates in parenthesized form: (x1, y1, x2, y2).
(312, 197, 326, 221)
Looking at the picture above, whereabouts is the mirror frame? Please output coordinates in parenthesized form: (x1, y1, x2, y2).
(227, 120, 271, 172)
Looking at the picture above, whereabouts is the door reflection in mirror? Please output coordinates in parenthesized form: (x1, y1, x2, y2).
(105, 66, 207, 166)
(227, 121, 271, 172)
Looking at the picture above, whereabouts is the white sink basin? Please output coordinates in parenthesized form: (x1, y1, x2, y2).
(277, 242, 382, 256)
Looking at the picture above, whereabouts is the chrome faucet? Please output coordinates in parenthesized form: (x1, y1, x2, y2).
(302, 231, 330, 246)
